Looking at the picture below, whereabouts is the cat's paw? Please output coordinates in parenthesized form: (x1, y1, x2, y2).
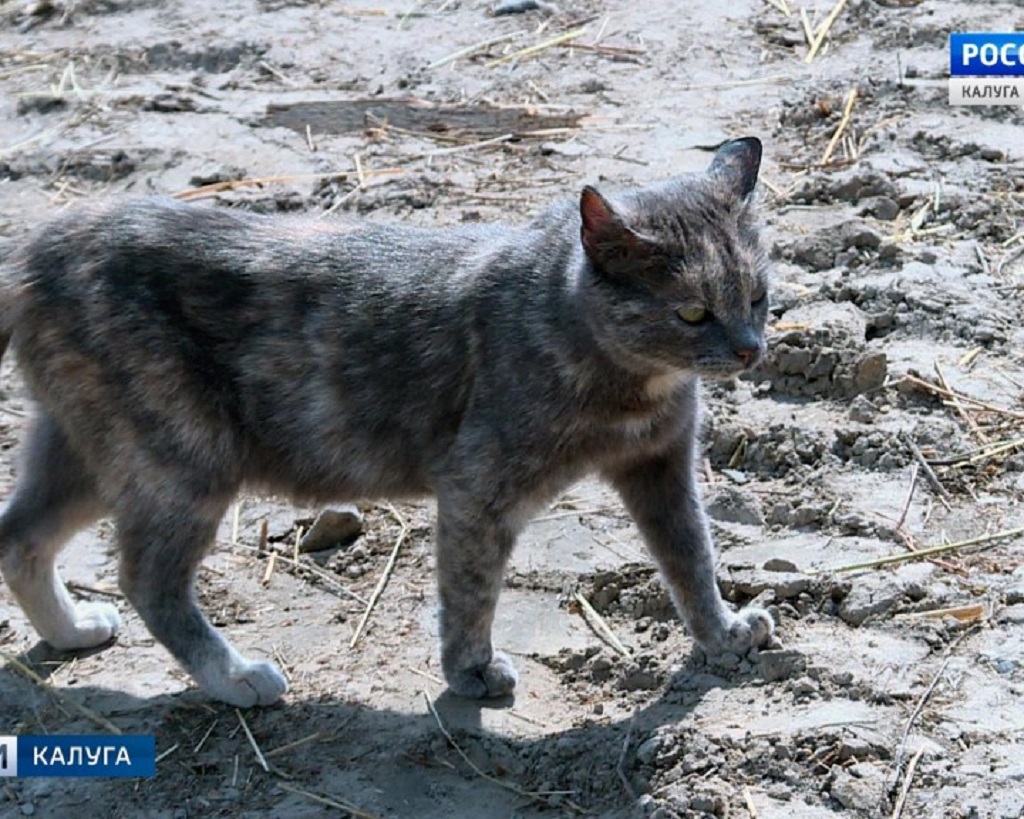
(46, 601, 122, 651)
(708, 606, 775, 656)
(445, 651, 519, 699)
(199, 658, 289, 708)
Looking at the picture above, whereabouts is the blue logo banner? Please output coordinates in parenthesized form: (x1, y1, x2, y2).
(1, 735, 156, 778)
(950, 33, 1024, 77)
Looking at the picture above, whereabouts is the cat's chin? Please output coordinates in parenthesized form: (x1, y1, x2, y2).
(694, 364, 750, 381)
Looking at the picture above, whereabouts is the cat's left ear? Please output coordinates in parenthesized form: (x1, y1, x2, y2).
(708, 137, 762, 200)
(579, 186, 651, 273)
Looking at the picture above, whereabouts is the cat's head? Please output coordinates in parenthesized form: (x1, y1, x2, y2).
(579, 137, 770, 381)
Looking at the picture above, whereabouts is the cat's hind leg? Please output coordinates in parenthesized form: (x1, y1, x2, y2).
(0, 413, 121, 650)
(115, 494, 287, 708)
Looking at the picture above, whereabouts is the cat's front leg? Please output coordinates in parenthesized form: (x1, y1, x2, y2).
(434, 491, 519, 699)
(606, 443, 774, 656)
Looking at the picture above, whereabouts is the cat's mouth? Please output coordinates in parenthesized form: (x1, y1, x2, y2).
(695, 355, 762, 380)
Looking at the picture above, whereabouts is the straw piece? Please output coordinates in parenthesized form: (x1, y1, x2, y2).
(278, 782, 381, 819)
(428, 32, 523, 69)
(573, 591, 631, 657)
(805, 0, 848, 63)
(895, 603, 986, 623)
(820, 87, 857, 165)
(349, 506, 409, 648)
(235, 708, 269, 773)
(0, 649, 122, 734)
(824, 526, 1024, 573)
(485, 28, 588, 68)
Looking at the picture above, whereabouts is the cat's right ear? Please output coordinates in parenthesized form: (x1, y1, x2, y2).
(580, 186, 649, 273)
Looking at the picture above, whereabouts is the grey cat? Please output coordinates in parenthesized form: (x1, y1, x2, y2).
(0, 137, 773, 708)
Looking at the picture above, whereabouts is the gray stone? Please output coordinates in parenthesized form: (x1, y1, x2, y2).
(839, 575, 907, 626)
(790, 676, 819, 697)
(758, 649, 807, 682)
(851, 351, 888, 394)
(839, 736, 886, 761)
(839, 221, 883, 250)
(830, 762, 887, 812)
(706, 485, 763, 526)
(848, 394, 878, 423)
(862, 195, 900, 221)
(298, 505, 364, 553)
(998, 604, 1024, 625)
(725, 568, 810, 600)
(763, 557, 798, 573)
(636, 737, 661, 766)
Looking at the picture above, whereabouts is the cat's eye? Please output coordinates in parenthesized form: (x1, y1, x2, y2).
(677, 305, 707, 324)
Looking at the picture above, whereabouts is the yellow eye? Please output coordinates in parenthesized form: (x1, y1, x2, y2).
(677, 305, 707, 324)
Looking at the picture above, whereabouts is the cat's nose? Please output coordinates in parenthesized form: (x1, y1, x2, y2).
(734, 347, 760, 367)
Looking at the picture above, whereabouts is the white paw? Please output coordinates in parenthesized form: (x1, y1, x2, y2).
(445, 651, 519, 699)
(200, 658, 288, 708)
(710, 606, 776, 656)
(47, 601, 122, 651)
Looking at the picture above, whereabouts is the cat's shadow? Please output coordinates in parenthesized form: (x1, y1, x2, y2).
(0, 645, 762, 814)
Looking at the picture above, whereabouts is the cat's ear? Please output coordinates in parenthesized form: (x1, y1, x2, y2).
(708, 137, 762, 200)
(579, 186, 650, 272)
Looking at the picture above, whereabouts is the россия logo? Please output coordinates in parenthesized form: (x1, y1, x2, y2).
(949, 33, 1024, 105)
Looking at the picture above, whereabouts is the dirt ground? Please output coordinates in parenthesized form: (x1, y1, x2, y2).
(1, 0, 1023, 817)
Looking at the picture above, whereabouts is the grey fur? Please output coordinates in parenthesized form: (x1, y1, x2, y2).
(0, 137, 773, 707)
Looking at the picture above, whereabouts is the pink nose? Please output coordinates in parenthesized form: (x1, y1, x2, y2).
(735, 347, 759, 367)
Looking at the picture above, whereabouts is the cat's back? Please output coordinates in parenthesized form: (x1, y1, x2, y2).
(11, 196, 504, 291)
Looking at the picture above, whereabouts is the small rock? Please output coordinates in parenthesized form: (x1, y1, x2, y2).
(998, 604, 1024, 625)
(706, 485, 763, 526)
(758, 649, 807, 682)
(831, 670, 854, 686)
(725, 568, 810, 600)
(839, 221, 883, 250)
(539, 141, 589, 158)
(492, 0, 558, 14)
(852, 352, 888, 394)
(763, 557, 798, 573)
(720, 468, 749, 485)
(298, 505, 364, 553)
(861, 196, 899, 221)
(189, 163, 246, 187)
(636, 737, 661, 766)
(618, 665, 662, 691)
(839, 737, 876, 761)
(20, 805, 35, 817)
(16, 93, 66, 116)
(839, 575, 907, 626)
(830, 762, 887, 812)
(790, 676, 818, 697)
(848, 394, 878, 424)
(636, 793, 658, 815)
